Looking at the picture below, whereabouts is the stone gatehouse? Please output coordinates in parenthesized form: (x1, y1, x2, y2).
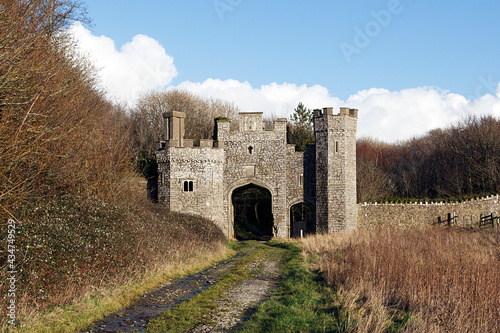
(156, 107, 358, 238)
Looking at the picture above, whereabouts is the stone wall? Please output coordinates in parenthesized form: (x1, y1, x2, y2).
(217, 113, 293, 238)
(157, 146, 226, 233)
(286, 145, 306, 207)
(358, 195, 500, 229)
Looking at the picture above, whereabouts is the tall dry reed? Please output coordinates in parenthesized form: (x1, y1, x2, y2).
(302, 227, 500, 332)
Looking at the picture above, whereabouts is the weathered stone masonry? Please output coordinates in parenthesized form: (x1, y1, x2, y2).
(358, 195, 500, 229)
(156, 108, 358, 238)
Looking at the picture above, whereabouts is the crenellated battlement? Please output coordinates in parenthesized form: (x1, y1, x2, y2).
(313, 107, 358, 118)
(161, 111, 288, 150)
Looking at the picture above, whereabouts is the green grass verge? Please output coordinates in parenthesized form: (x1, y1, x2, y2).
(237, 241, 342, 333)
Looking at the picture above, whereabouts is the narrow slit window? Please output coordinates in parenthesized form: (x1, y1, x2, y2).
(335, 141, 339, 153)
(299, 174, 304, 186)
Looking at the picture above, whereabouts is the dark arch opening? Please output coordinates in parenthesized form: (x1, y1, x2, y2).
(232, 184, 273, 240)
(290, 203, 314, 238)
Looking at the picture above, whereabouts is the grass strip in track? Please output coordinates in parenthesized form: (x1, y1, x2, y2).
(239, 241, 413, 333)
(146, 241, 278, 332)
(237, 241, 342, 333)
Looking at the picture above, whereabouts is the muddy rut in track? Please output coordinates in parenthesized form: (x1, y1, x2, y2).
(84, 242, 286, 332)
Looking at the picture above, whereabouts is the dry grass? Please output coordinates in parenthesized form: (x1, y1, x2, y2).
(301, 227, 500, 332)
(11, 243, 229, 333)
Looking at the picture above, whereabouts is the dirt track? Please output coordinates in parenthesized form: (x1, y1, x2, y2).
(84, 242, 285, 332)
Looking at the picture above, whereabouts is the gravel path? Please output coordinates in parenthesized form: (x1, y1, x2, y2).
(83, 242, 284, 333)
(189, 253, 282, 332)
(83, 253, 244, 332)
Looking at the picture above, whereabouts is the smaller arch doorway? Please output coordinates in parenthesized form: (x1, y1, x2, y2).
(231, 184, 273, 240)
(290, 203, 314, 238)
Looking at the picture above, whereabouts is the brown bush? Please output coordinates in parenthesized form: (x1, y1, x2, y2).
(0, 0, 132, 219)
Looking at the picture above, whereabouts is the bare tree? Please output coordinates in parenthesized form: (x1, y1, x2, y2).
(356, 138, 391, 202)
(130, 89, 239, 177)
(0, 0, 131, 218)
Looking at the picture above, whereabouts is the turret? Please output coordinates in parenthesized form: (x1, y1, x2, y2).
(314, 107, 358, 233)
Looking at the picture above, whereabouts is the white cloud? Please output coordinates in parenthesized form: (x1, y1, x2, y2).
(67, 22, 177, 106)
(346, 87, 471, 142)
(67, 24, 500, 142)
(179, 80, 500, 142)
(176, 79, 341, 118)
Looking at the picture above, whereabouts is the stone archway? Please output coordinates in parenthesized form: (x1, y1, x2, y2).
(290, 202, 314, 237)
(231, 184, 273, 240)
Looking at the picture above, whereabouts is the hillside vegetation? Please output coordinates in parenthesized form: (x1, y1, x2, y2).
(0, 1, 226, 330)
(357, 116, 500, 202)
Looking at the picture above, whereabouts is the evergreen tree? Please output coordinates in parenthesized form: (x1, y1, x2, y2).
(287, 102, 315, 151)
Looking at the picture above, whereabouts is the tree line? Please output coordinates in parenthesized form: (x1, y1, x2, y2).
(357, 115, 500, 202)
(286, 104, 500, 203)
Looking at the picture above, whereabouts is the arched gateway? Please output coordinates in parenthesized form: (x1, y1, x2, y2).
(156, 108, 358, 239)
(231, 184, 273, 240)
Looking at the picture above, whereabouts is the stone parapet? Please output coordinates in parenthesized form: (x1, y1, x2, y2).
(358, 195, 500, 229)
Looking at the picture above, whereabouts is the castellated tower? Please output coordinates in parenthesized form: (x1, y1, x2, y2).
(314, 107, 358, 233)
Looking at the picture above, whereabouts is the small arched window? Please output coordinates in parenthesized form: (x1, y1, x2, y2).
(183, 180, 194, 192)
(248, 146, 254, 155)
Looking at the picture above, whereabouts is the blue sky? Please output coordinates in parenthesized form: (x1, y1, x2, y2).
(71, 0, 500, 141)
